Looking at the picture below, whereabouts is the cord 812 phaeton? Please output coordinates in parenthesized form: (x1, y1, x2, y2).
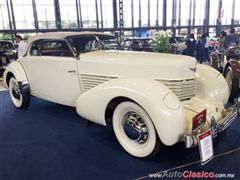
(3, 32, 240, 158)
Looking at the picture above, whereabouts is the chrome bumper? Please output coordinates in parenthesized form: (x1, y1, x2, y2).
(184, 101, 240, 148)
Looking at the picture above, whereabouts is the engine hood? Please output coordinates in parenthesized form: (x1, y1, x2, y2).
(79, 50, 197, 80)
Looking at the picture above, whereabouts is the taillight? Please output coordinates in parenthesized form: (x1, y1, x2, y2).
(192, 109, 207, 132)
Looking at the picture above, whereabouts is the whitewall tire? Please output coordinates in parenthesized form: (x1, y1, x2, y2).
(113, 101, 160, 158)
(9, 77, 30, 109)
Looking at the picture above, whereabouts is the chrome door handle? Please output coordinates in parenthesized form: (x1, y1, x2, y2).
(68, 70, 76, 73)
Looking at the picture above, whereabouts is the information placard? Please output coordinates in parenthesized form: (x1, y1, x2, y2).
(198, 129, 214, 165)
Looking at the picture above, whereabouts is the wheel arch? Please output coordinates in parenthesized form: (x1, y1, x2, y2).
(5, 72, 15, 87)
(105, 96, 133, 124)
(3, 61, 28, 89)
(76, 76, 186, 146)
(224, 62, 231, 76)
(226, 60, 240, 79)
(224, 62, 239, 102)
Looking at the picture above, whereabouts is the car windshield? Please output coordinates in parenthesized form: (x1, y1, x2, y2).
(67, 34, 121, 54)
(0, 42, 14, 51)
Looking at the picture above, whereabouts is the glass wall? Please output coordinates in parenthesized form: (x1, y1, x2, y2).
(175, 0, 180, 26)
(209, 0, 218, 25)
(133, 0, 139, 28)
(12, 0, 34, 29)
(157, 0, 163, 27)
(235, 0, 240, 26)
(181, 0, 190, 26)
(35, 0, 56, 29)
(141, 0, 148, 27)
(123, 0, 132, 28)
(195, 0, 206, 26)
(81, 0, 97, 28)
(0, 0, 239, 37)
(59, 0, 78, 29)
(166, 0, 173, 27)
(0, 0, 10, 30)
(150, 0, 157, 27)
(222, 0, 233, 25)
(102, 0, 113, 28)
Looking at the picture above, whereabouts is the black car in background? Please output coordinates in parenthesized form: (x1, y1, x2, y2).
(0, 41, 17, 76)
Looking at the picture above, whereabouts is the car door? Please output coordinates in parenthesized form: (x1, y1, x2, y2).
(19, 39, 81, 107)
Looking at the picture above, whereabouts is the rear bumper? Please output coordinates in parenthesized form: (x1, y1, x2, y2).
(184, 101, 240, 148)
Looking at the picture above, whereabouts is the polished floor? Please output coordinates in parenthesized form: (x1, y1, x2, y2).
(0, 90, 240, 180)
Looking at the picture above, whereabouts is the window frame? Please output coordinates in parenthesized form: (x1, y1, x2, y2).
(29, 39, 75, 58)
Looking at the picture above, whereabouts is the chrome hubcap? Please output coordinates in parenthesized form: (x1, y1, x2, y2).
(12, 82, 21, 100)
(123, 111, 148, 144)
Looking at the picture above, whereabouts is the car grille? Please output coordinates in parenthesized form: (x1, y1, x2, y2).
(156, 78, 197, 101)
(79, 74, 117, 92)
(80, 74, 197, 101)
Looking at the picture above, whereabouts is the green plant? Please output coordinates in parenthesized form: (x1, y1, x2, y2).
(153, 30, 171, 53)
(23, 34, 30, 40)
(1, 33, 12, 40)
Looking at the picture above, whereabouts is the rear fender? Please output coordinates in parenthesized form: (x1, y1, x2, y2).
(76, 77, 185, 146)
(229, 60, 240, 79)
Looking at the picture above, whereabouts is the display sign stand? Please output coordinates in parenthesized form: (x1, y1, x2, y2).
(198, 129, 214, 165)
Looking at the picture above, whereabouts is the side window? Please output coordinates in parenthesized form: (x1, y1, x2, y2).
(68, 36, 99, 53)
(41, 41, 73, 57)
(30, 40, 42, 56)
(84, 41, 92, 51)
(30, 40, 73, 57)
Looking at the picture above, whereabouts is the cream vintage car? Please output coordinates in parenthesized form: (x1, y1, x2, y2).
(3, 32, 240, 158)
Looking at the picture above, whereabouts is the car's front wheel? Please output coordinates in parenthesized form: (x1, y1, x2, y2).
(113, 101, 161, 158)
(9, 77, 30, 109)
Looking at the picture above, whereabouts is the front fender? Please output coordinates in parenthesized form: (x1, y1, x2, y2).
(3, 61, 28, 88)
(76, 77, 185, 146)
(228, 60, 240, 79)
(196, 64, 229, 105)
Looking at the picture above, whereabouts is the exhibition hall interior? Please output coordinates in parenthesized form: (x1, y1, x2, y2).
(1, 0, 240, 179)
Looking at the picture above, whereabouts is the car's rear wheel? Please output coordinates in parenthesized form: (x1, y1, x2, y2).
(112, 101, 161, 158)
(224, 67, 239, 102)
(9, 77, 30, 109)
(1, 55, 9, 66)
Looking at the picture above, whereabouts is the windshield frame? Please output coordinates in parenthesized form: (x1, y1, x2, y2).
(66, 34, 120, 55)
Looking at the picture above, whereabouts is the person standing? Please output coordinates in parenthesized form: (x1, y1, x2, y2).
(204, 33, 210, 63)
(224, 29, 239, 49)
(15, 35, 26, 58)
(218, 31, 227, 52)
(196, 34, 207, 64)
(185, 34, 196, 57)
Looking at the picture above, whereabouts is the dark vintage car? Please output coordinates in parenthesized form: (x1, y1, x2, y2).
(0, 41, 17, 76)
(210, 46, 240, 101)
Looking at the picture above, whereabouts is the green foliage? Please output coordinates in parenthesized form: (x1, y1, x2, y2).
(1, 33, 12, 40)
(23, 34, 30, 40)
(153, 31, 171, 53)
(0, 33, 31, 41)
